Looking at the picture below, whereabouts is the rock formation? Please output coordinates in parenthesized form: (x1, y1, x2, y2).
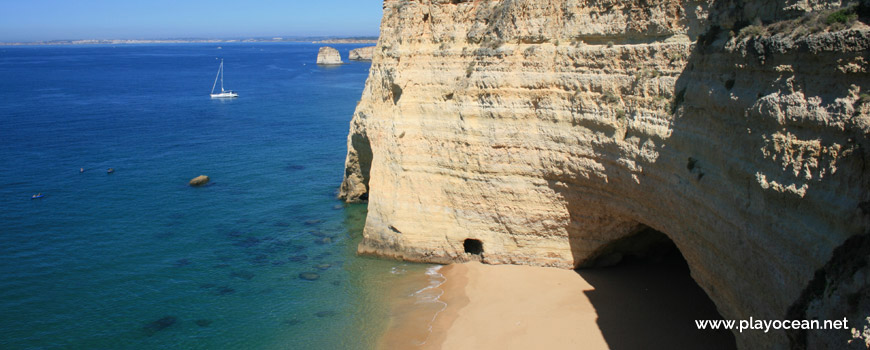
(340, 0, 870, 348)
(349, 46, 376, 61)
(316, 46, 343, 65)
(189, 175, 209, 186)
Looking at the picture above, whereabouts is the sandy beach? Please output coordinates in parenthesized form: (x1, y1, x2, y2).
(381, 257, 736, 350)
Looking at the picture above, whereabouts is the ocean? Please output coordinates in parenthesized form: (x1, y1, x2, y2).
(0, 43, 436, 349)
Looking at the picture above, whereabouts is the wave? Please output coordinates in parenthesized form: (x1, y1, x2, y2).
(410, 265, 448, 346)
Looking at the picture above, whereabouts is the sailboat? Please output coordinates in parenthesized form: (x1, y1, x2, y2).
(210, 59, 238, 98)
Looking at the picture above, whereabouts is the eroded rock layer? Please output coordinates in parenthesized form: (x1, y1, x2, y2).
(341, 0, 870, 348)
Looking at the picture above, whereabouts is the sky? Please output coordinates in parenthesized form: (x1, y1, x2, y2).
(0, 0, 384, 42)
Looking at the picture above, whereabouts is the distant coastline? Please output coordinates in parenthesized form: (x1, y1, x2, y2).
(0, 36, 378, 46)
(312, 39, 378, 44)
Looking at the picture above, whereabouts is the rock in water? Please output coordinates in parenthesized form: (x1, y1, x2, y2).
(348, 46, 375, 61)
(142, 316, 177, 336)
(316, 47, 343, 65)
(189, 175, 209, 187)
(298, 272, 320, 281)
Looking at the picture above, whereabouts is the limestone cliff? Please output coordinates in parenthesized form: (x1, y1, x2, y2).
(349, 46, 376, 61)
(316, 46, 343, 65)
(340, 0, 870, 348)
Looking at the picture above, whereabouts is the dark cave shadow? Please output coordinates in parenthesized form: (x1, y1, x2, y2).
(576, 250, 737, 350)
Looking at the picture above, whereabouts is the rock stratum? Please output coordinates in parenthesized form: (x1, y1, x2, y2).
(349, 46, 376, 61)
(316, 46, 343, 65)
(340, 0, 870, 348)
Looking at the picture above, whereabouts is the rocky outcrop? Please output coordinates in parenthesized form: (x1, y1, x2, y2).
(316, 46, 343, 65)
(341, 0, 870, 348)
(189, 175, 209, 186)
(349, 46, 376, 61)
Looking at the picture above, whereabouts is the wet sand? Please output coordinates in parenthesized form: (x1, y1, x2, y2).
(380, 257, 735, 350)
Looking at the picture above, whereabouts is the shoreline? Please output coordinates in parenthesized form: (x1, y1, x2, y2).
(379, 259, 736, 349)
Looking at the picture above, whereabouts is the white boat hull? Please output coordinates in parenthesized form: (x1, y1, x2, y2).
(210, 91, 238, 98)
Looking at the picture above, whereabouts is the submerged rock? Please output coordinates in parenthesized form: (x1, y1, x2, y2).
(288, 255, 307, 262)
(314, 237, 333, 245)
(233, 237, 261, 248)
(299, 272, 320, 281)
(189, 175, 209, 187)
(316, 263, 331, 270)
(316, 47, 343, 65)
(143, 316, 177, 336)
(230, 270, 255, 280)
(248, 254, 269, 265)
(216, 286, 235, 295)
(282, 319, 302, 326)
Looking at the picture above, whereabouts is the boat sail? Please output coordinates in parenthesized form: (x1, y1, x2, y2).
(210, 59, 238, 98)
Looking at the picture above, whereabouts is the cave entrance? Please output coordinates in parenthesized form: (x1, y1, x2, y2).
(576, 227, 737, 349)
(464, 239, 484, 256)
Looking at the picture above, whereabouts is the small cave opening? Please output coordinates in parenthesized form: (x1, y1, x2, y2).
(463, 239, 484, 256)
(576, 226, 737, 349)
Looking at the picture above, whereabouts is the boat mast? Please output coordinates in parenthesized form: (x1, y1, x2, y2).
(211, 59, 222, 94)
(220, 61, 225, 92)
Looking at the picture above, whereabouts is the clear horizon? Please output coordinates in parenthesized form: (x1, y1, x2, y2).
(0, 0, 383, 42)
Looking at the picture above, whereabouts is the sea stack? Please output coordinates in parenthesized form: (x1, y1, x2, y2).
(348, 46, 375, 61)
(189, 175, 209, 187)
(316, 47, 342, 65)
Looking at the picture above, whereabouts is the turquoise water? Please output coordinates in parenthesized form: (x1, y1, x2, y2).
(0, 43, 418, 349)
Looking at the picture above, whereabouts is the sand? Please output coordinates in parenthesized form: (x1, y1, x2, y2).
(432, 262, 609, 350)
(380, 257, 736, 350)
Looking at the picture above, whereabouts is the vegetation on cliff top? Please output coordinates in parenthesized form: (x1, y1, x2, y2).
(735, 4, 867, 40)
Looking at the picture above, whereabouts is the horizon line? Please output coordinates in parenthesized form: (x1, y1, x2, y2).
(0, 34, 380, 45)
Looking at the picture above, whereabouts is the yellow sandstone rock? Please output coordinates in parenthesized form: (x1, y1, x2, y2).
(189, 175, 209, 187)
(316, 46, 343, 65)
(340, 1, 870, 348)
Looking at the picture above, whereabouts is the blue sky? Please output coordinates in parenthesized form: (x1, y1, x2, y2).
(0, 0, 383, 42)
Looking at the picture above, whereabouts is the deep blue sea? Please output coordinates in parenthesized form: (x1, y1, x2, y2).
(0, 43, 431, 349)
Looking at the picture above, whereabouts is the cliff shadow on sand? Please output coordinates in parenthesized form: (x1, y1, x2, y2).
(575, 228, 736, 350)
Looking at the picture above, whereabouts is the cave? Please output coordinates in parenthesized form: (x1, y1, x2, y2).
(577, 227, 737, 349)
(463, 238, 484, 255)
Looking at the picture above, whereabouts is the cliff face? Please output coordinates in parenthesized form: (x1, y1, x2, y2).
(341, 0, 870, 348)
(316, 46, 343, 65)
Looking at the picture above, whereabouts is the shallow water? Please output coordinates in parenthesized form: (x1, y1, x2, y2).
(0, 43, 427, 349)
